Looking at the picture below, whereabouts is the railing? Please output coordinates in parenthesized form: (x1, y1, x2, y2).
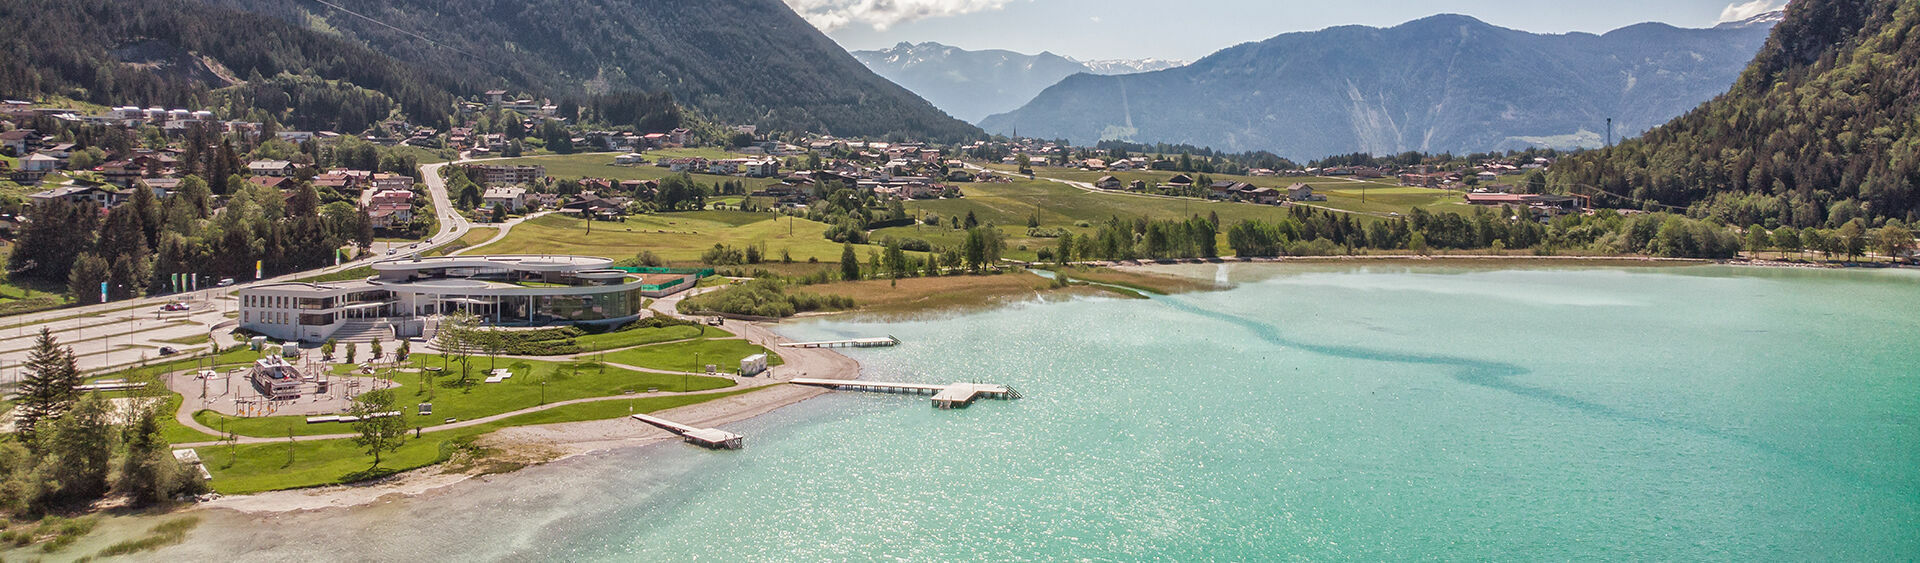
(639, 277, 687, 291)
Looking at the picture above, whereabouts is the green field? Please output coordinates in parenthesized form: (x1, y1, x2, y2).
(196, 385, 768, 494)
(195, 353, 735, 439)
(470, 211, 884, 264)
(600, 337, 780, 374)
(483, 151, 785, 191)
(986, 164, 1464, 218)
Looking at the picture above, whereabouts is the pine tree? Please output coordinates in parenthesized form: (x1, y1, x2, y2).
(43, 394, 116, 502)
(840, 243, 860, 281)
(14, 328, 80, 450)
(67, 252, 111, 303)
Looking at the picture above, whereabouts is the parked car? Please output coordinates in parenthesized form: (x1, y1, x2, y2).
(217, 278, 236, 287)
(160, 302, 190, 312)
(157, 346, 179, 356)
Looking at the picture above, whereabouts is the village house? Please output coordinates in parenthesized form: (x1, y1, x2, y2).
(1094, 175, 1123, 190)
(1208, 181, 1255, 200)
(368, 188, 414, 206)
(1245, 187, 1282, 204)
(1162, 174, 1195, 191)
(743, 159, 780, 178)
(139, 177, 181, 198)
(0, 129, 35, 155)
(20, 152, 62, 173)
(708, 158, 748, 175)
(367, 201, 413, 229)
(464, 164, 545, 185)
(98, 160, 147, 187)
(248, 160, 297, 177)
(615, 153, 648, 165)
(311, 172, 358, 191)
(1286, 183, 1325, 202)
(483, 186, 530, 212)
(664, 157, 707, 173)
(29, 185, 123, 208)
(247, 176, 289, 190)
(371, 173, 414, 192)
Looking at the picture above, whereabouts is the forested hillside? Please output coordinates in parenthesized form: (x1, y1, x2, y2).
(1550, 0, 1920, 225)
(212, 0, 979, 141)
(0, 0, 464, 130)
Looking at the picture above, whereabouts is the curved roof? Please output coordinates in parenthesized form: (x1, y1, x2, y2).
(370, 254, 615, 274)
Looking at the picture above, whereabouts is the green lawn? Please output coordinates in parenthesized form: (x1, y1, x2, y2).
(198, 386, 771, 495)
(425, 226, 498, 257)
(156, 395, 222, 444)
(470, 212, 882, 265)
(198, 353, 735, 438)
(599, 337, 780, 374)
(570, 324, 723, 353)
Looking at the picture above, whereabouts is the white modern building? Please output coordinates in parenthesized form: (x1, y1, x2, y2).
(237, 255, 703, 343)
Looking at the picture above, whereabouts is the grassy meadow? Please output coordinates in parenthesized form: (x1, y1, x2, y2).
(469, 211, 885, 264)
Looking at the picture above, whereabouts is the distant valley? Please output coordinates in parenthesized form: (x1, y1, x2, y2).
(853, 42, 1184, 123)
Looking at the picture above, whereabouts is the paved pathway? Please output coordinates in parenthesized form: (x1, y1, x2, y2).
(171, 383, 777, 448)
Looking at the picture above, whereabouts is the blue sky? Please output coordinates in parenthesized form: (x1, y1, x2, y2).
(787, 0, 1788, 60)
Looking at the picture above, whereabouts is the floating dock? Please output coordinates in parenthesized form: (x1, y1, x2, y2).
(789, 378, 1022, 409)
(778, 336, 900, 349)
(630, 413, 743, 449)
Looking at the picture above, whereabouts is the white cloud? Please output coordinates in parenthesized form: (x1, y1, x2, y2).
(1718, 0, 1786, 23)
(783, 0, 1024, 31)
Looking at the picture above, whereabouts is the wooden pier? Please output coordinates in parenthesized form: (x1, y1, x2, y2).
(778, 336, 900, 349)
(630, 413, 743, 449)
(789, 378, 1022, 409)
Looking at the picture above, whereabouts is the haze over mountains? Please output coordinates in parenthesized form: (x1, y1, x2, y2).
(853, 42, 1185, 123)
(976, 12, 1780, 159)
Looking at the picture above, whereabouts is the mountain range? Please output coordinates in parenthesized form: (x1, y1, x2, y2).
(853, 42, 1186, 123)
(0, 0, 980, 141)
(978, 13, 1781, 159)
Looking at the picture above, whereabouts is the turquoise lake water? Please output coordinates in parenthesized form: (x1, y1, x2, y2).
(153, 265, 1919, 561)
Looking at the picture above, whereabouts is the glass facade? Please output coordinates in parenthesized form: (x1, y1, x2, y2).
(423, 287, 647, 325)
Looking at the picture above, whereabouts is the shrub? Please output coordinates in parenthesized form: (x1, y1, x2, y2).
(678, 279, 854, 317)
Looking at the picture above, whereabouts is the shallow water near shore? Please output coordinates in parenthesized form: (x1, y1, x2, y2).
(143, 264, 1918, 560)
